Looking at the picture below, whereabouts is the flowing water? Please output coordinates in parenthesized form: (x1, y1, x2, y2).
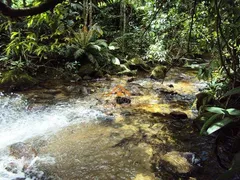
(0, 68, 224, 179)
(0, 92, 155, 179)
(0, 93, 109, 179)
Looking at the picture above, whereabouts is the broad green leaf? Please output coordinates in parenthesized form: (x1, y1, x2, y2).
(112, 57, 120, 65)
(206, 117, 232, 135)
(109, 45, 117, 50)
(222, 87, 240, 98)
(226, 108, 240, 116)
(200, 114, 221, 135)
(90, 44, 101, 51)
(206, 107, 226, 114)
(196, 112, 215, 121)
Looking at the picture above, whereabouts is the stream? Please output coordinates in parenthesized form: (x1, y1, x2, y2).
(0, 68, 224, 179)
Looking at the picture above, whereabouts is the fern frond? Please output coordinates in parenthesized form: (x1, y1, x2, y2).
(74, 48, 85, 59)
(86, 53, 96, 64)
(86, 29, 94, 44)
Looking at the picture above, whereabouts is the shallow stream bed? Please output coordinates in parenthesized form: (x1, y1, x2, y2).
(0, 68, 224, 179)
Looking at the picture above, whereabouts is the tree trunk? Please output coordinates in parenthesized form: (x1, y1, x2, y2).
(89, 0, 93, 27)
(120, 0, 127, 53)
(6, 0, 12, 34)
(83, 0, 89, 26)
(23, 0, 26, 7)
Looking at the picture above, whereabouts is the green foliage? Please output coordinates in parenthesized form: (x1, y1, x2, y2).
(140, 1, 191, 66)
(197, 59, 220, 81)
(198, 86, 240, 136)
(0, 69, 37, 90)
(96, 0, 145, 60)
(222, 87, 240, 98)
(146, 39, 168, 63)
(0, 1, 77, 75)
(0, 0, 240, 178)
(65, 24, 113, 68)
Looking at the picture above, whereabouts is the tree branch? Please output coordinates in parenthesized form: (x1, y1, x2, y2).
(187, 0, 197, 53)
(0, 0, 65, 18)
(215, 0, 232, 80)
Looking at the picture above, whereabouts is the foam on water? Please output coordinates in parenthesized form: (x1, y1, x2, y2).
(0, 93, 105, 179)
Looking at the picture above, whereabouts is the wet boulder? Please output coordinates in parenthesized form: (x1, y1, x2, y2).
(150, 65, 167, 79)
(5, 142, 38, 175)
(9, 142, 37, 162)
(160, 151, 200, 176)
(115, 96, 131, 105)
(78, 63, 103, 78)
(161, 151, 192, 174)
(126, 56, 149, 71)
(0, 70, 37, 92)
(63, 85, 89, 96)
(4, 161, 18, 174)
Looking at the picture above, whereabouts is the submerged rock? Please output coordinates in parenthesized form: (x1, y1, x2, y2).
(170, 111, 188, 119)
(161, 151, 194, 174)
(4, 162, 18, 174)
(115, 96, 131, 104)
(43, 89, 62, 95)
(134, 173, 155, 180)
(5, 142, 38, 176)
(9, 142, 37, 159)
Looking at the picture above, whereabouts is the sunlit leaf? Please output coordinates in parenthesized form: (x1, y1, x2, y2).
(90, 44, 101, 51)
(206, 107, 226, 114)
(206, 117, 232, 135)
(226, 108, 240, 116)
(112, 57, 120, 65)
(200, 113, 221, 135)
(109, 45, 117, 50)
(10, 32, 19, 39)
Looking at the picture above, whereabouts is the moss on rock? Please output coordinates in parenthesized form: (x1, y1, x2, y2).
(0, 69, 37, 91)
(150, 65, 167, 79)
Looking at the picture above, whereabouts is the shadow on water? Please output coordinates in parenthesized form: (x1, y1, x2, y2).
(0, 68, 224, 179)
(36, 123, 154, 179)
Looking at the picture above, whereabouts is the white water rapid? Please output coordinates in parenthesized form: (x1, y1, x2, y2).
(0, 92, 106, 179)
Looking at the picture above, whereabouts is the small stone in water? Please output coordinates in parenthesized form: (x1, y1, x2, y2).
(115, 96, 131, 104)
(5, 162, 18, 173)
(168, 84, 174, 88)
(170, 111, 188, 119)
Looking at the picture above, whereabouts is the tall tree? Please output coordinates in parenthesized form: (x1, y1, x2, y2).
(89, 0, 93, 27)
